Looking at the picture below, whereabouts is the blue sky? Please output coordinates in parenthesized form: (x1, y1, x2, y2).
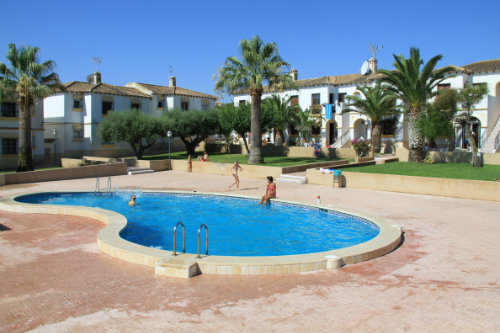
(1, 0, 498, 101)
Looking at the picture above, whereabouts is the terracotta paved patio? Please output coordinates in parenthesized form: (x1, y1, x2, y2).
(0, 171, 499, 332)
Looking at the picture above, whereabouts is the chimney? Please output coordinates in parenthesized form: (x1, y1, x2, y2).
(368, 58, 377, 73)
(169, 76, 176, 87)
(290, 68, 298, 81)
(86, 72, 101, 84)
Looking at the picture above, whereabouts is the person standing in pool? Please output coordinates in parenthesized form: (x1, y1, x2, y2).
(228, 161, 243, 190)
(259, 176, 276, 205)
(128, 195, 137, 206)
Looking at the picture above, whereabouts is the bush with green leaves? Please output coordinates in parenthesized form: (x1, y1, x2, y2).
(97, 109, 165, 159)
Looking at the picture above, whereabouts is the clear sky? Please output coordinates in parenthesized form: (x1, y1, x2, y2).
(1, 0, 498, 102)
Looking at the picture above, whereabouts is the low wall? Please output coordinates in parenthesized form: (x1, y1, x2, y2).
(484, 153, 500, 165)
(61, 158, 84, 168)
(0, 162, 128, 186)
(281, 160, 349, 173)
(306, 169, 500, 201)
(170, 160, 282, 180)
(134, 159, 171, 171)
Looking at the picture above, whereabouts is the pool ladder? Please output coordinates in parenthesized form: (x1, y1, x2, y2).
(95, 176, 112, 192)
(172, 222, 209, 258)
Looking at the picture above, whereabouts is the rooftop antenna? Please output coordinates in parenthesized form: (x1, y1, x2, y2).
(369, 43, 383, 59)
(91, 57, 102, 73)
(169, 64, 174, 76)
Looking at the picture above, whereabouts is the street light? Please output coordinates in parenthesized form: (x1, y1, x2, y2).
(167, 130, 172, 160)
(52, 128, 58, 166)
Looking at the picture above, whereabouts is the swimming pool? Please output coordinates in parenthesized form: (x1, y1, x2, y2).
(4, 190, 401, 277)
(16, 192, 379, 257)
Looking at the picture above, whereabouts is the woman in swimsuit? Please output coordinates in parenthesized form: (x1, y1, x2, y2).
(259, 176, 276, 205)
(228, 161, 243, 190)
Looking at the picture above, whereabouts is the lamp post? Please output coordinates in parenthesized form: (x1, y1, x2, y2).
(52, 128, 58, 166)
(167, 130, 172, 160)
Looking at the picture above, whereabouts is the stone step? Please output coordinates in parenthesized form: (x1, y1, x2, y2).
(276, 174, 307, 184)
(155, 258, 200, 278)
(127, 167, 154, 175)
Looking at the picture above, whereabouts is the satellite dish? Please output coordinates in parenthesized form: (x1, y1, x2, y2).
(361, 60, 371, 75)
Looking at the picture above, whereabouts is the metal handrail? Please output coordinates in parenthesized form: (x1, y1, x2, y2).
(106, 176, 112, 192)
(332, 131, 350, 148)
(95, 177, 100, 192)
(172, 222, 185, 256)
(495, 130, 500, 153)
(197, 224, 209, 258)
(479, 129, 488, 148)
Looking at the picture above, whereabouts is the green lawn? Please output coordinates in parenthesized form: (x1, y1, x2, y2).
(144, 151, 345, 167)
(340, 162, 500, 181)
(0, 166, 62, 175)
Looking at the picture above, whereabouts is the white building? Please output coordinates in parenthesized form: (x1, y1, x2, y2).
(0, 99, 45, 170)
(43, 73, 217, 159)
(233, 59, 500, 153)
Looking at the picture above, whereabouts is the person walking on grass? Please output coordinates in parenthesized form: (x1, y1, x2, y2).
(229, 161, 243, 190)
(258, 176, 276, 205)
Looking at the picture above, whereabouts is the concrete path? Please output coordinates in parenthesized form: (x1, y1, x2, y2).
(0, 171, 498, 332)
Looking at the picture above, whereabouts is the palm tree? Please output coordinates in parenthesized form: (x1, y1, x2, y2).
(0, 44, 61, 171)
(262, 95, 298, 145)
(215, 35, 290, 164)
(378, 47, 454, 162)
(344, 83, 399, 153)
(292, 108, 322, 146)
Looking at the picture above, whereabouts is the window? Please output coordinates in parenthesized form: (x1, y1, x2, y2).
(1, 102, 16, 117)
(239, 100, 247, 105)
(157, 100, 163, 109)
(437, 84, 451, 92)
(73, 126, 83, 140)
(181, 101, 189, 111)
(312, 125, 321, 135)
(381, 116, 397, 135)
(2, 138, 17, 154)
(290, 95, 299, 106)
(202, 103, 209, 111)
(473, 82, 487, 89)
(73, 99, 81, 109)
(338, 93, 346, 103)
(311, 93, 321, 105)
(329, 93, 334, 104)
(131, 102, 141, 110)
(102, 101, 113, 115)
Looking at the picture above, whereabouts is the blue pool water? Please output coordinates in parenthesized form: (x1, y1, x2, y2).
(17, 192, 380, 256)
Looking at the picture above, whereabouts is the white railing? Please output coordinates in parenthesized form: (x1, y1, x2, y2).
(495, 130, 500, 153)
(480, 129, 488, 148)
(332, 131, 350, 148)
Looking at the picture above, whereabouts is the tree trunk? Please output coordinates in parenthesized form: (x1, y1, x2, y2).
(371, 122, 382, 153)
(249, 89, 263, 164)
(447, 129, 456, 152)
(180, 136, 201, 156)
(241, 134, 250, 154)
(275, 129, 284, 146)
(17, 100, 34, 172)
(407, 108, 425, 162)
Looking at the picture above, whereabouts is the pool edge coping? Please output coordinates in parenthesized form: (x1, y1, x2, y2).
(0, 190, 402, 278)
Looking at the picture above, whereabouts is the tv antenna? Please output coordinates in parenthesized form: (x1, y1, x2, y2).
(369, 43, 383, 59)
(91, 57, 102, 73)
(169, 64, 174, 76)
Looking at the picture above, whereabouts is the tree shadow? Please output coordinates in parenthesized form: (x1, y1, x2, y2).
(0, 224, 12, 231)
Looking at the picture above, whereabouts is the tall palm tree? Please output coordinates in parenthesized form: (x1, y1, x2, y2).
(262, 95, 298, 146)
(0, 43, 61, 171)
(344, 83, 399, 153)
(215, 35, 290, 164)
(378, 47, 454, 162)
